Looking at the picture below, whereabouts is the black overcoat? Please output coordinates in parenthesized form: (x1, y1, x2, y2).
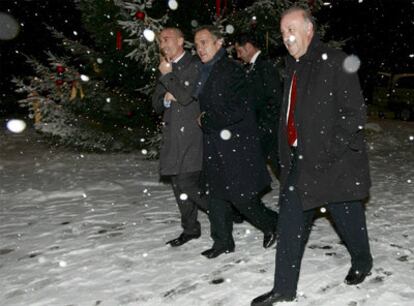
(248, 53, 282, 160)
(198, 54, 271, 202)
(279, 36, 371, 210)
(152, 52, 203, 176)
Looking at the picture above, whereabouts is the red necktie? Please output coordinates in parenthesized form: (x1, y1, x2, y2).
(287, 72, 297, 146)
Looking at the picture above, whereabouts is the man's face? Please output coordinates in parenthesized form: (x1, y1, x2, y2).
(194, 29, 222, 63)
(280, 11, 313, 60)
(158, 29, 184, 61)
(234, 43, 251, 64)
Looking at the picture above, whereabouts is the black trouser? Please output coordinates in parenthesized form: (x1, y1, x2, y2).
(171, 171, 209, 236)
(209, 196, 278, 250)
(230, 150, 279, 225)
(273, 150, 372, 297)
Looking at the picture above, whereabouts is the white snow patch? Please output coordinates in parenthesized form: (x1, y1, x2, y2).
(0, 119, 413, 306)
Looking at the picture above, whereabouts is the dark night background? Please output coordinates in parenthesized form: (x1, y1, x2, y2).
(1, 0, 413, 116)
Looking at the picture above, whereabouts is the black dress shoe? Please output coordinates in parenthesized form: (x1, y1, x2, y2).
(263, 232, 277, 248)
(201, 247, 235, 259)
(166, 233, 200, 247)
(251, 291, 295, 306)
(344, 267, 371, 285)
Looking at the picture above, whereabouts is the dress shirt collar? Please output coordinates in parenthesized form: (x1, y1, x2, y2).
(250, 50, 261, 64)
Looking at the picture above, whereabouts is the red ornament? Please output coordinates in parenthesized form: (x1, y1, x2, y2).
(55, 79, 64, 86)
(116, 31, 122, 51)
(134, 11, 145, 20)
(215, 0, 228, 17)
(56, 65, 65, 73)
(216, 0, 221, 17)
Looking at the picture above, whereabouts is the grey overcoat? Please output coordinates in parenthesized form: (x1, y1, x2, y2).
(152, 52, 203, 176)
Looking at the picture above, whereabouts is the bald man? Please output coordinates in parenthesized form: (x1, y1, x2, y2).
(152, 28, 208, 247)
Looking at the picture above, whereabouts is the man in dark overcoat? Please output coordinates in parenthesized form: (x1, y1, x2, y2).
(252, 7, 373, 306)
(152, 28, 208, 247)
(194, 26, 278, 259)
(234, 33, 282, 168)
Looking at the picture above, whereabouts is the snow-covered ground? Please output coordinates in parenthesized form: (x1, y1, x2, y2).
(1, 118, 413, 306)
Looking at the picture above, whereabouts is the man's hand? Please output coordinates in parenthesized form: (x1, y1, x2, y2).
(159, 57, 173, 75)
(164, 92, 176, 102)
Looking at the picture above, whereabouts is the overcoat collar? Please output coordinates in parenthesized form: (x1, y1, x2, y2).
(174, 51, 192, 70)
(286, 34, 323, 67)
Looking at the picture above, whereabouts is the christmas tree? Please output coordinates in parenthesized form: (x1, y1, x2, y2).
(13, 0, 157, 151)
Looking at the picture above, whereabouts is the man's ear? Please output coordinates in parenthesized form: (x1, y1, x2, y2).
(178, 37, 185, 47)
(246, 42, 255, 53)
(306, 22, 313, 35)
(217, 38, 224, 46)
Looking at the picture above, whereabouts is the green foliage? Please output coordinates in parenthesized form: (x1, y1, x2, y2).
(13, 50, 153, 151)
(13, 0, 159, 152)
(78, 0, 152, 93)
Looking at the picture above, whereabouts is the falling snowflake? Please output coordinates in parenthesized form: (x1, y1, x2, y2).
(220, 129, 232, 140)
(80, 74, 90, 82)
(143, 29, 155, 42)
(168, 0, 178, 10)
(59, 260, 67, 267)
(6, 119, 26, 133)
(38, 256, 47, 264)
(343, 55, 361, 73)
(225, 24, 235, 34)
(321, 53, 328, 60)
(191, 20, 198, 28)
(0, 12, 20, 40)
(288, 35, 296, 43)
(179, 193, 188, 200)
(320, 207, 326, 213)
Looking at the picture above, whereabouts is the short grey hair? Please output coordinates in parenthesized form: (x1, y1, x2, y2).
(281, 6, 316, 29)
(160, 27, 184, 39)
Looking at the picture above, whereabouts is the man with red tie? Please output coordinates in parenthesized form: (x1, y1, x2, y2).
(251, 6, 373, 306)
